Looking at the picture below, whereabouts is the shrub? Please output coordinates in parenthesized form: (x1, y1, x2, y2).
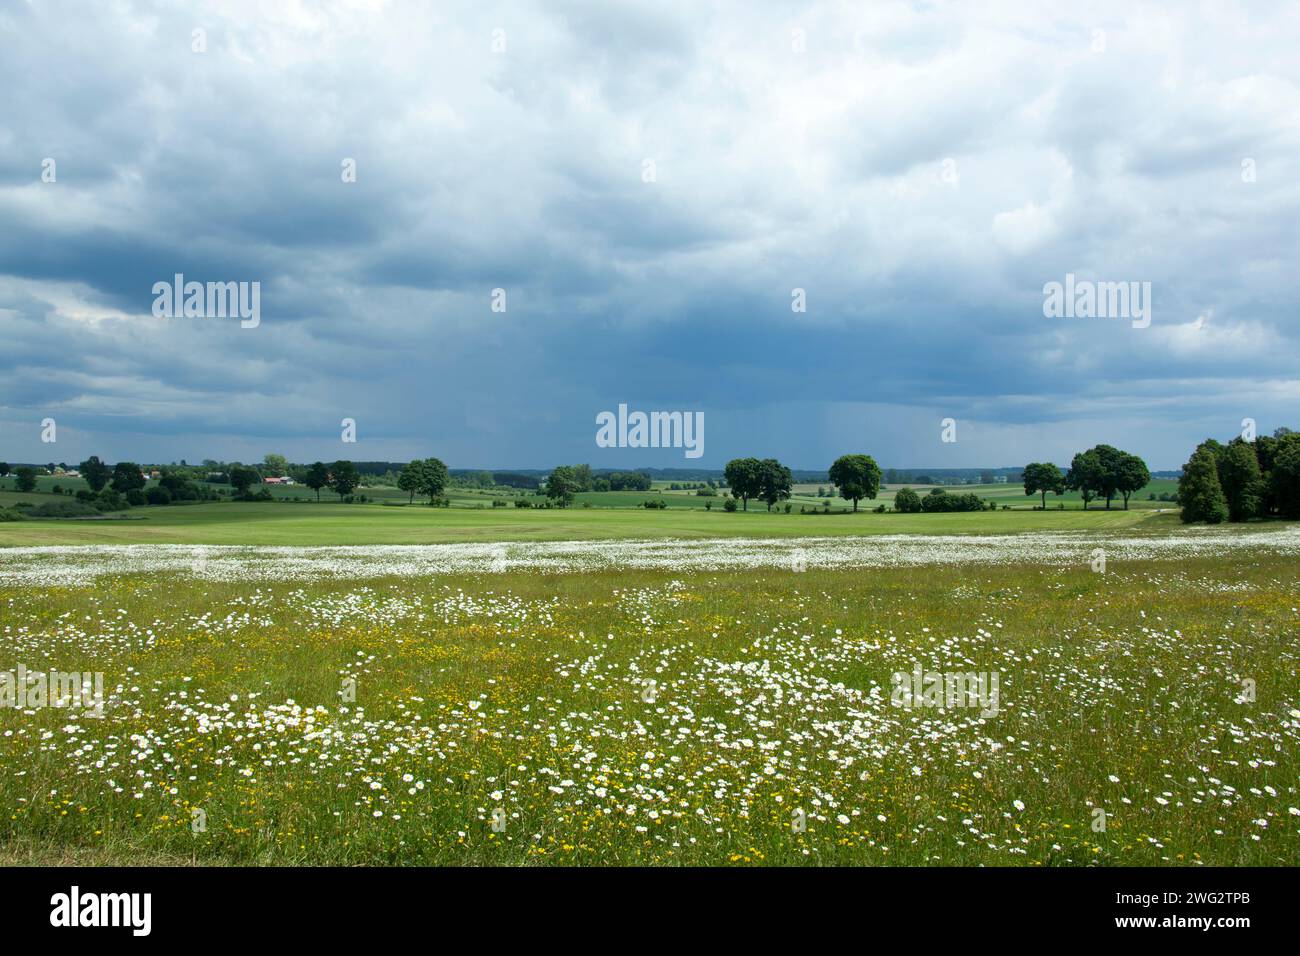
(124, 489, 148, 507)
(95, 490, 127, 512)
(920, 491, 984, 513)
(893, 487, 922, 513)
(514, 498, 531, 508)
(145, 486, 172, 505)
(28, 499, 100, 518)
(723, 498, 738, 512)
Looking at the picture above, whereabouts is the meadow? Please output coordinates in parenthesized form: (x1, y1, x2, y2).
(1, 526, 1297, 866)
(0, 483, 1176, 547)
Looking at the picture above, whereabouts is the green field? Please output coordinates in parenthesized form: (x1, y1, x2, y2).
(0, 474, 1184, 547)
(4, 472, 1295, 867)
(0, 495, 1175, 546)
(2, 541, 1296, 866)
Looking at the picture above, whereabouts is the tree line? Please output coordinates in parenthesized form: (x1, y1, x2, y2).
(6, 429, 1299, 524)
(1177, 428, 1300, 523)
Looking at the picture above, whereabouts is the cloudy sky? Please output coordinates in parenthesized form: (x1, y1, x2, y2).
(2, 0, 1298, 471)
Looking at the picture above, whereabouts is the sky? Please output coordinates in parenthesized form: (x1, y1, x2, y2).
(2, 0, 1298, 472)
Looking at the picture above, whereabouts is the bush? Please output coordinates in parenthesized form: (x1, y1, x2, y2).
(28, 499, 100, 518)
(642, 499, 667, 509)
(95, 490, 127, 512)
(492, 499, 507, 507)
(723, 498, 738, 512)
(920, 491, 985, 513)
(0, 508, 24, 522)
(125, 488, 148, 507)
(514, 499, 531, 508)
(893, 487, 922, 513)
(145, 486, 172, 505)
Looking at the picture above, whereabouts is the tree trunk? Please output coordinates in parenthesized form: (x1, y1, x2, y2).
(1041, 490, 1046, 509)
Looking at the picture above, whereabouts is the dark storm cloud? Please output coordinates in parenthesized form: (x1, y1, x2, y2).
(1, 0, 1299, 470)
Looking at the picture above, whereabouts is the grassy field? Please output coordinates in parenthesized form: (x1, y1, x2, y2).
(4, 473, 1293, 867)
(0, 496, 1176, 546)
(2, 542, 1296, 866)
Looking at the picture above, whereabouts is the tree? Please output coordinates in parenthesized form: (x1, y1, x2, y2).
(0, 463, 9, 482)
(417, 457, 449, 505)
(1269, 435, 1300, 519)
(15, 466, 37, 492)
(262, 453, 288, 477)
(1213, 440, 1261, 521)
(110, 462, 146, 494)
(757, 458, 793, 512)
(1022, 462, 1065, 509)
(1114, 452, 1150, 510)
(571, 464, 593, 493)
(545, 465, 578, 507)
(1178, 446, 1229, 524)
(828, 454, 882, 512)
(145, 485, 172, 505)
(228, 465, 261, 496)
(330, 461, 360, 499)
(893, 487, 922, 513)
(723, 458, 762, 511)
(398, 461, 422, 504)
(1067, 445, 1147, 510)
(1091, 445, 1125, 509)
(1065, 450, 1103, 509)
(160, 468, 200, 501)
(80, 456, 111, 493)
(305, 461, 330, 501)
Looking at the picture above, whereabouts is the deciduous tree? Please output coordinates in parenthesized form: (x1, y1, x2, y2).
(828, 454, 881, 512)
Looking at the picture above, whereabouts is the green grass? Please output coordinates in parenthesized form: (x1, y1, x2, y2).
(2, 548, 1295, 865)
(0, 494, 1175, 546)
